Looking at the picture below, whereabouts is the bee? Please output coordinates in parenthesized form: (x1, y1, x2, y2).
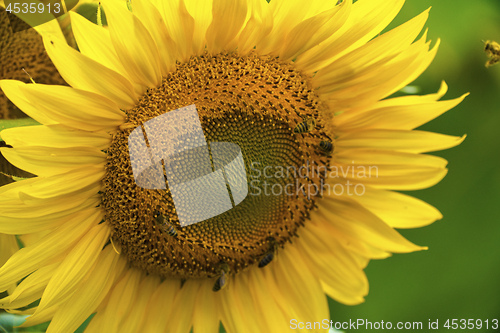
(484, 40, 500, 67)
(154, 212, 177, 237)
(319, 140, 333, 153)
(212, 262, 230, 292)
(293, 117, 316, 134)
(258, 237, 278, 268)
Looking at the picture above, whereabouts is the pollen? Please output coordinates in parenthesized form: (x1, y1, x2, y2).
(102, 52, 333, 279)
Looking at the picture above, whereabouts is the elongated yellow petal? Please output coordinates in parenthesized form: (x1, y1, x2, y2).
(183, 0, 213, 55)
(319, 196, 425, 253)
(298, 226, 369, 305)
(0, 209, 101, 292)
(16, 167, 103, 201)
(69, 12, 131, 81)
(296, 0, 405, 72)
(257, 0, 312, 54)
(47, 246, 127, 333)
(87, 269, 143, 333)
(0, 204, 99, 235)
(1, 124, 110, 150)
(142, 280, 180, 333)
(192, 279, 221, 333)
(34, 224, 110, 314)
(318, 34, 439, 108)
(132, 0, 177, 75)
(237, 0, 273, 54)
(350, 186, 443, 228)
(247, 269, 290, 332)
(167, 280, 199, 332)
(0, 263, 58, 310)
(313, 9, 430, 88)
(0, 80, 58, 125)
(220, 273, 261, 333)
(42, 36, 138, 109)
(273, 244, 330, 322)
(206, 0, 248, 53)
(152, 0, 195, 62)
(337, 129, 466, 154)
(103, 0, 162, 89)
(337, 93, 468, 131)
(279, 2, 350, 61)
(17, 83, 125, 131)
(118, 276, 160, 333)
(1, 146, 105, 177)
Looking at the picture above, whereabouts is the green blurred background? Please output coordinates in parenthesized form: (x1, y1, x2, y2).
(330, 0, 500, 331)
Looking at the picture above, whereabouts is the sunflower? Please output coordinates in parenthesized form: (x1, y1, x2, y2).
(0, 0, 466, 332)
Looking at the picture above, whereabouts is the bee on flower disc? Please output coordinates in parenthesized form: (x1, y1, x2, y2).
(484, 40, 500, 67)
(154, 212, 177, 237)
(293, 117, 316, 134)
(258, 237, 278, 268)
(319, 140, 333, 154)
(213, 262, 230, 292)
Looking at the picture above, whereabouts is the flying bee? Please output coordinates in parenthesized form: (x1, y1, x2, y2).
(212, 262, 230, 292)
(154, 212, 177, 237)
(319, 140, 333, 154)
(258, 237, 278, 268)
(483, 40, 500, 67)
(293, 117, 316, 134)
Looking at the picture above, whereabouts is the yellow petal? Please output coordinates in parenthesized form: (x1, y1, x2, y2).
(15, 167, 103, 201)
(206, 0, 248, 53)
(88, 269, 143, 332)
(337, 129, 466, 154)
(220, 273, 261, 333)
(192, 279, 221, 333)
(167, 280, 199, 332)
(118, 276, 161, 333)
(309, 209, 391, 260)
(1, 263, 58, 310)
(152, 0, 195, 62)
(296, 0, 405, 72)
(34, 224, 110, 314)
(184, 0, 213, 55)
(237, 0, 273, 54)
(298, 226, 369, 305)
(42, 35, 138, 109)
(319, 196, 425, 253)
(313, 9, 430, 88)
(257, 0, 312, 54)
(47, 246, 126, 333)
(16, 305, 57, 326)
(17, 83, 125, 131)
(2, 125, 111, 150)
(0, 204, 99, 235)
(332, 149, 449, 190)
(350, 186, 443, 228)
(103, 0, 162, 88)
(279, 2, 350, 61)
(0, 209, 101, 292)
(247, 268, 290, 332)
(0, 146, 105, 177)
(0, 80, 58, 125)
(272, 244, 329, 322)
(336, 93, 468, 131)
(0, 124, 111, 150)
(318, 34, 439, 108)
(132, 0, 177, 75)
(69, 12, 131, 81)
(142, 279, 180, 333)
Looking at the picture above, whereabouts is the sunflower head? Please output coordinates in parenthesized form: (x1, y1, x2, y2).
(0, 0, 466, 332)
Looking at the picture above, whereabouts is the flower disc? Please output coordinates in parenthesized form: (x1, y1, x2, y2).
(102, 52, 332, 278)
